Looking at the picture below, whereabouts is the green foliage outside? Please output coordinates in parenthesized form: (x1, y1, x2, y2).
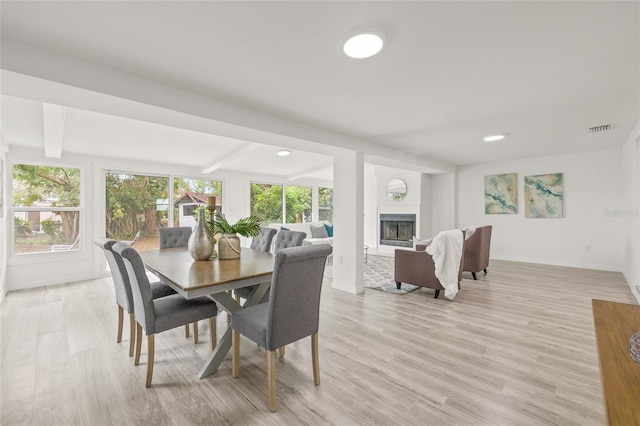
(12, 165, 80, 244)
(14, 216, 31, 236)
(106, 173, 168, 240)
(250, 183, 313, 224)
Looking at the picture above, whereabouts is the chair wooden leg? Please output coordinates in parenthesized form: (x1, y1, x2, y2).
(472, 272, 477, 280)
(185, 324, 190, 338)
(134, 323, 143, 366)
(232, 330, 240, 378)
(278, 347, 285, 358)
(209, 317, 217, 351)
(484, 268, 488, 274)
(193, 321, 199, 343)
(434, 290, 440, 299)
(312, 332, 320, 386)
(267, 350, 277, 412)
(117, 306, 124, 343)
(396, 281, 401, 290)
(146, 334, 155, 388)
(129, 313, 136, 357)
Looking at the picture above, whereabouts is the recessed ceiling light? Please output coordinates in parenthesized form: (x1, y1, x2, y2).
(483, 134, 505, 142)
(343, 33, 384, 59)
(277, 150, 291, 157)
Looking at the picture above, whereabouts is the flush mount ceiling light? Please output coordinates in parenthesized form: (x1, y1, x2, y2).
(343, 32, 384, 59)
(277, 150, 291, 157)
(483, 134, 506, 142)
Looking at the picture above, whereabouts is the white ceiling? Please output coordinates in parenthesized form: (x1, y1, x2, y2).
(1, 1, 638, 180)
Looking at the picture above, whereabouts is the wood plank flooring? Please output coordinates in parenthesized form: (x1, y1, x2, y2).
(1, 259, 636, 425)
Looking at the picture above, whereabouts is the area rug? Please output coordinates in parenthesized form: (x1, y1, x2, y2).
(325, 254, 419, 295)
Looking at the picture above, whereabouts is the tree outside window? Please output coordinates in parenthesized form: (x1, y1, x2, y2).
(12, 164, 81, 254)
(250, 183, 312, 224)
(318, 187, 333, 223)
(250, 183, 283, 224)
(106, 173, 168, 251)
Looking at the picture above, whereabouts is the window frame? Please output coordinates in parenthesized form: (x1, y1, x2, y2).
(9, 160, 84, 259)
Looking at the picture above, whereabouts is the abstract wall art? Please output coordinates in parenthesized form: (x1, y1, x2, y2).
(484, 173, 517, 214)
(524, 173, 564, 218)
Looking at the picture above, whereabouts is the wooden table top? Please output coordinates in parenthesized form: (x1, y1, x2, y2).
(139, 247, 275, 292)
(592, 299, 640, 425)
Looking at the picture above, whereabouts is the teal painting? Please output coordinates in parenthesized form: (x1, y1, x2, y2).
(524, 173, 563, 218)
(484, 173, 517, 214)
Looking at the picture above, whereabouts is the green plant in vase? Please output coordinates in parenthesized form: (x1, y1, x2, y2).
(211, 213, 261, 259)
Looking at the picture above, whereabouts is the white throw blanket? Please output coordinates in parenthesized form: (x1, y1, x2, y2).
(426, 229, 464, 300)
(462, 225, 477, 240)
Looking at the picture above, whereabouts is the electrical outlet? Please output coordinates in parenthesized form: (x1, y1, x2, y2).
(585, 243, 592, 252)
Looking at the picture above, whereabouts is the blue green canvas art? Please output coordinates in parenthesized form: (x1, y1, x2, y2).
(524, 173, 563, 218)
(484, 173, 517, 214)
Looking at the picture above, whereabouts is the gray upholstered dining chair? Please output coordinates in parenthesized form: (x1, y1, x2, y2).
(158, 226, 199, 340)
(249, 227, 277, 252)
(95, 238, 176, 357)
(273, 230, 306, 252)
(231, 244, 332, 412)
(158, 226, 192, 249)
(233, 228, 278, 302)
(113, 242, 218, 387)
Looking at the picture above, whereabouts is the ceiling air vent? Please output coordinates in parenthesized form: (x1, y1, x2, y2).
(588, 124, 611, 133)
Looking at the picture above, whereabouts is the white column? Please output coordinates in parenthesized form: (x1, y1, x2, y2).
(331, 150, 364, 294)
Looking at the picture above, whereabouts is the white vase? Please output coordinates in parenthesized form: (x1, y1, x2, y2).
(188, 209, 215, 261)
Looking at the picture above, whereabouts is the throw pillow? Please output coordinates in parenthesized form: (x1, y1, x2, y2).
(310, 224, 329, 238)
(280, 226, 290, 231)
(324, 224, 334, 237)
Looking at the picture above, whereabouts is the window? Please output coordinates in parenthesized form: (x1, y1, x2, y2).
(251, 183, 283, 224)
(12, 164, 81, 254)
(285, 185, 311, 223)
(250, 183, 312, 224)
(318, 187, 333, 223)
(106, 172, 169, 251)
(174, 177, 221, 227)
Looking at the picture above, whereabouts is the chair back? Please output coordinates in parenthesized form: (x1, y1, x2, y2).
(273, 230, 306, 252)
(464, 225, 492, 272)
(95, 238, 133, 313)
(266, 244, 332, 350)
(159, 227, 192, 249)
(112, 242, 157, 334)
(250, 227, 277, 252)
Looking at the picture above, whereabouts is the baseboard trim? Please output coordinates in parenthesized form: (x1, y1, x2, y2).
(331, 280, 364, 294)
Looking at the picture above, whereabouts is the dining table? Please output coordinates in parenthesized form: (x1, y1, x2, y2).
(139, 247, 275, 379)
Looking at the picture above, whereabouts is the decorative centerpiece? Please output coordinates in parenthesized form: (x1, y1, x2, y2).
(211, 213, 261, 260)
(188, 207, 216, 261)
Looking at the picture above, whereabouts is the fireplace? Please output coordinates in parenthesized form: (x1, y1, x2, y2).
(380, 214, 415, 247)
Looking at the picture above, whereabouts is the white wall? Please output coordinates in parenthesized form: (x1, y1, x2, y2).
(4, 147, 332, 291)
(430, 172, 456, 235)
(0, 137, 7, 301)
(456, 149, 624, 271)
(621, 122, 640, 301)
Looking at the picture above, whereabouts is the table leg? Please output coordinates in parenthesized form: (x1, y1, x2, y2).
(197, 282, 270, 379)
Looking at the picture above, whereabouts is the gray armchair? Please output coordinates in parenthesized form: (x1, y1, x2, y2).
(113, 242, 218, 387)
(231, 244, 333, 412)
(95, 238, 176, 356)
(159, 226, 192, 249)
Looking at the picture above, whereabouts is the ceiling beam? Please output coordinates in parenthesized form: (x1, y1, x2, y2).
(42, 103, 66, 159)
(287, 161, 332, 181)
(200, 142, 261, 173)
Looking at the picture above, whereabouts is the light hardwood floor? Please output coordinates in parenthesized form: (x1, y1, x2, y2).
(1, 259, 637, 425)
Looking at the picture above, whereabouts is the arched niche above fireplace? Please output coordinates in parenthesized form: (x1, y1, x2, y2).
(386, 178, 407, 201)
